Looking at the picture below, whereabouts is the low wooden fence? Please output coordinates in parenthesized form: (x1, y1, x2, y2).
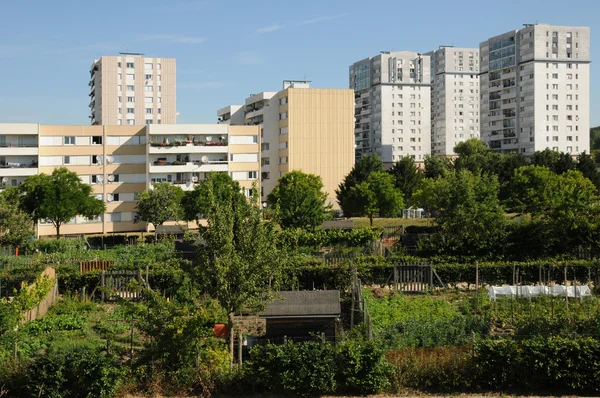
(80, 260, 114, 273)
(22, 267, 59, 323)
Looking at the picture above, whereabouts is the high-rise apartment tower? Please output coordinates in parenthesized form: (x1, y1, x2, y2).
(89, 53, 176, 126)
(480, 24, 590, 155)
(426, 47, 480, 156)
(350, 51, 431, 165)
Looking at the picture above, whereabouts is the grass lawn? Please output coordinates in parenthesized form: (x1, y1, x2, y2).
(351, 217, 434, 229)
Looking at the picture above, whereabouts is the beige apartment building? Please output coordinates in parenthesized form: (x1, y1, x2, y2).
(89, 53, 176, 126)
(218, 81, 354, 207)
(0, 123, 259, 237)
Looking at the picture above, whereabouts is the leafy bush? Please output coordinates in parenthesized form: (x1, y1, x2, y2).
(247, 340, 337, 396)
(336, 338, 390, 394)
(475, 337, 600, 393)
(247, 338, 390, 396)
(25, 344, 123, 398)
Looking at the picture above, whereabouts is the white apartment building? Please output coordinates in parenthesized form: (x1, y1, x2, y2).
(426, 47, 480, 156)
(0, 123, 259, 236)
(218, 81, 355, 206)
(350, 51, 431, 165)
(480, 24, 590, 155)
(89, 53, 176, 126)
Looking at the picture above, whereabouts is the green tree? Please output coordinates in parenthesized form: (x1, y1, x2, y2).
(387, 156, 422, 201)
(136, 183, 184, 237)
(423, 154, 454, 179)
(576, 151, 600, 189)
(531, 149, 561, 172)
(453, 138, 497, 176)
(336, 154, 383, 216)
(267, 171, 331, 230)
(181, 173, 246, 225)
(20, 168, 105, 238)
(0, 195, 33, 247)
(347, 172, 403, 226)
(194, 173, 285, 366)
(413, 170, 505, 257)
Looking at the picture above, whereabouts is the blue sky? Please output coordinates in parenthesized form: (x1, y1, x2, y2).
(0, 0, 598, 126)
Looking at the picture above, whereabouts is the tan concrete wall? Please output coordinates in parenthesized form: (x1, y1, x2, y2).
(285, 88, 355, 207)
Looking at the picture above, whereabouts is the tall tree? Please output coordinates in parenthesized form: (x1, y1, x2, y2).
(136, 183, 184, 237)
(347, 171, 403, 225)
(412, 170, 505, 257)
(531, 149, 561, 172)
(20, 168, 105, 238)
(267, 171, 331, 230)
(387, 156, 422, 201)
(194, 173, 285, 366)
(336, 154, 383, 216)
(423, 154, 454, 179)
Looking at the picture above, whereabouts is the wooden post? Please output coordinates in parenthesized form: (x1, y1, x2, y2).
(429, 264, 433, 291)
(101, 270, 106, 303)
(393, 266, 398, 291)
(238, 332, 243, 368)
(564, 265, 570, 321)
(475, 261, 479, 311)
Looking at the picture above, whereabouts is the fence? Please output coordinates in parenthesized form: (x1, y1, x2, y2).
(80, 260, 114, 273)
(22, 267, 59, 322)
(100, 268, 149, 302)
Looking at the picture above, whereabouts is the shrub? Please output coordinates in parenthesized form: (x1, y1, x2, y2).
(336, 338, 390, 394)
(247, 340, 337, 396)
(25, 344, 122, 398)
(475, 337, 600, 393)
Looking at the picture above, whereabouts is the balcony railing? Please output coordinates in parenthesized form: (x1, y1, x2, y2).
(0, 161, 38, 168)
(0, 144, 38, 148)
(152, 159, 227, 166)
(149, 140, 227, 148)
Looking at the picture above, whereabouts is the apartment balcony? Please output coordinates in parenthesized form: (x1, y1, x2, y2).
(148, 142, 228, 154)
(0, 162, 39, 177)
(0, 145, 38, 156)
(245, 108, 265, 120)
(149, 161, 228, 174)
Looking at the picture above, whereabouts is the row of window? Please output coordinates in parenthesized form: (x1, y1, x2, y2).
(41, 136, 147, 147)
(118, 96, 161, 103)
(119, 108, 161, 115)
(119, 85, 161, 91)
(38, 155, 146, 166)
(118, 62, 162, 70)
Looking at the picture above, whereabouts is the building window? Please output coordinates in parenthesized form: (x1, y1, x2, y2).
(145, 97, 153, 103)
(157, 63, 161, 70)
(118, 85, 122, 91)
(144, 86, 152, 92)
(145, 74, 152, 80)
(279, 156, 287, 164)
(118, 62, 122, 68)
(126, 62, 134, 68)
(146, 108, 153, 114)
(126, 85, 134, 91)
(64, 156, 71, 165)
(126, 74, 134, 80)
(118, 96, 122, 103)
(91, 155, 100, 165)
(127, 119, 134, 125)
(145, 63, 153, 69)
(279, 112, 288, 120)
(92, 136, 103, 145)
(127, 96, 134, 103)
(64, 136, 75, 145)
(279, 97, 288, 105)
(127, 108, 134, 114)
(248, 171, 258, 180)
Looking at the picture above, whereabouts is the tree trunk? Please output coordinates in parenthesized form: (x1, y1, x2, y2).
(228, 312, 235, 369)
(369, 214, 373, 226)
(55, 223, 61, 239)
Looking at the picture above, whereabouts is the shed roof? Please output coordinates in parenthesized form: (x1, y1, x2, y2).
(260, 290, 341, 318)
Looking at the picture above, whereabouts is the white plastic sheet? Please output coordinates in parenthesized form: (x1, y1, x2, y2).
(487, 285, 592, 301)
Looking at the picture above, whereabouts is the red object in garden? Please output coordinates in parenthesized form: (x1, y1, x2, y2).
(214, 324, 229, 338)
